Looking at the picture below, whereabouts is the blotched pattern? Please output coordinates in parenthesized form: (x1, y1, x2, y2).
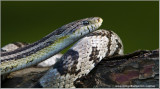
(39, 29, 123, 88)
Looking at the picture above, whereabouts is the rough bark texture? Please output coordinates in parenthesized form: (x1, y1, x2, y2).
(75, 49, 159, 88)
(1, 49, 159, 88)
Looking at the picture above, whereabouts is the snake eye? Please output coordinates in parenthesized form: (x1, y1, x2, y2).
(82, 20, 89, 26)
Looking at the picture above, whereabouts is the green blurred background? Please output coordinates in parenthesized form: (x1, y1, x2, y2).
(1, 1, 159, 54)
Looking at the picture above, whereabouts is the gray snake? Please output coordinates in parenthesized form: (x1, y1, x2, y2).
(1, 17, 123, 88)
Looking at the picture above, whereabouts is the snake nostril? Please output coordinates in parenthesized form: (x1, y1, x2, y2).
(97, 18, 100, 22)
(97, 18, 103, 23)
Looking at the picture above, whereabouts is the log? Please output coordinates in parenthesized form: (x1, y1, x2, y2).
(75, 49, 159, 88)
(1, 49, 159, 88)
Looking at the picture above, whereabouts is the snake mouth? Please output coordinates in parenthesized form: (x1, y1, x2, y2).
(98, 17, 103, 25)
(97, 17, 103, 24)
(90, 17, 103, 25)
(94, 17, 103, 29)
(91, 17, 103, 30)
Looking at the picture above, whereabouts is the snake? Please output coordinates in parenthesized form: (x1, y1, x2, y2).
(1, 17, 124, 88)
(1, 42, 63, 67)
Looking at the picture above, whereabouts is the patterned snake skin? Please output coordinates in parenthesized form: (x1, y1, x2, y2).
(1, 17, 123, 88)
(1, 17, 102, 75)
(39, 29, 123, 88)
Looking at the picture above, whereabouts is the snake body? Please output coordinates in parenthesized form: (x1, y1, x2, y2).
(1, 17, 124, 88)
(38, 29, 123, 88)
(1, 42, 61, 68)
(1, 17, 102, 75)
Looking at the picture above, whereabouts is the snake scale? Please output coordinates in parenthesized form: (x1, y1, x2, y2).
(1, 17, 123, 88)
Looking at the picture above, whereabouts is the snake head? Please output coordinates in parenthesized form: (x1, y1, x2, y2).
(58, 17, 103, 38)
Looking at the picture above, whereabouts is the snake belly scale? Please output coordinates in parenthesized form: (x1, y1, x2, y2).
(1, 17, 124, 88)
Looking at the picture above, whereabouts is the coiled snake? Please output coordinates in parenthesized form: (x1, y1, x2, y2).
(1, 17, 123, 88)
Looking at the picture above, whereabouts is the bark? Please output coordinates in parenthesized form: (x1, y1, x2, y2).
(75, 49, 159, 88)
(1, 49, 159, 88)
